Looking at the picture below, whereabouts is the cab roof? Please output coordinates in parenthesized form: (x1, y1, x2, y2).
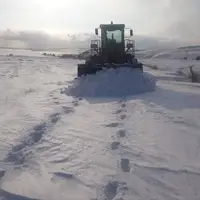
(99, 24, 125, 31)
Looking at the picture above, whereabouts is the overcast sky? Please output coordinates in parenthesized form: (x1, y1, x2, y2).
(0, 0, 199, 43)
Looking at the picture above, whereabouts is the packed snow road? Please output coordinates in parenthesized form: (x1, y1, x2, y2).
(0, 52, 200, 200)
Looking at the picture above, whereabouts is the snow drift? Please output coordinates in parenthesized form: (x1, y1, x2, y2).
(65, 68, 156, 98)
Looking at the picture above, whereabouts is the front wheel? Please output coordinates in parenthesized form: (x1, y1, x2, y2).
(77, 64, 86, 77)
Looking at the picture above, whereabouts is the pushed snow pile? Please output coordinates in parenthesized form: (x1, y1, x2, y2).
(65, 68, 156, 97)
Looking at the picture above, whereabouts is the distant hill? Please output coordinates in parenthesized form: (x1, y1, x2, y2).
(178, 45, 200, 50)
(0, 29, 182, 51)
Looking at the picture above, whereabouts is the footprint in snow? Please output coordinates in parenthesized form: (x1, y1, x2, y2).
(121, 103, 126, 108)
(121, 158, 130, 172)
(120, 114, 126, 120)
(62, 106, 74, 114)
(104, 181, 118, 200)
(115, 109, 123, 114)
(51, 172, 74, 179)
(117, 130, 126, 138)
(50, 113, 60, 124)
(72, 99, 79, 107)
(0, 170, 5, 179)
(103, 181, 127, 200)
(60, 88, 67, 94)
(111, 142, 120, 150)
(4, 122, 47, 165)
(49, 157, 69, 164)
(119, 99, 126, 104)
(105, 122, 120, 128)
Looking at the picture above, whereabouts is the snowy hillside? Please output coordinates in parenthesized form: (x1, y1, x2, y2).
(0, 49, 200, 200)
(137, 46, 200, 82)
(137, 46, 200, 61)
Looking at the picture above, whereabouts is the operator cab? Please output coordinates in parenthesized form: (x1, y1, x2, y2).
(94, 22, 133, 63)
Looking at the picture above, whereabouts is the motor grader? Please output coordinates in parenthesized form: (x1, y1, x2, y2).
(77, 22, 143, 77)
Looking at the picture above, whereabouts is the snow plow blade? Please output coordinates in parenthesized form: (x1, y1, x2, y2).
(78, 63, 143, 77)
(78, 64, 102, 77)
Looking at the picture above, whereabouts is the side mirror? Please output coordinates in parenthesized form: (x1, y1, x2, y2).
(95, 28, 98, 35)
(130, 29, 133, 36)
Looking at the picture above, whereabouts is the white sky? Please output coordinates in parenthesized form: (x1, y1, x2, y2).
(0, 0, 199, 39)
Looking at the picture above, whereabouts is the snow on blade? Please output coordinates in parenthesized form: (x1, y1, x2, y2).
(66, 67, 156, 97)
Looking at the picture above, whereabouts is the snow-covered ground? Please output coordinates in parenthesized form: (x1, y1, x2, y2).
(0, 48, 200, 200)
(138, 47, 200, 82)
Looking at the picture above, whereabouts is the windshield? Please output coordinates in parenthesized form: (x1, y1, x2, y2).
(106, 30, 122, 43)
